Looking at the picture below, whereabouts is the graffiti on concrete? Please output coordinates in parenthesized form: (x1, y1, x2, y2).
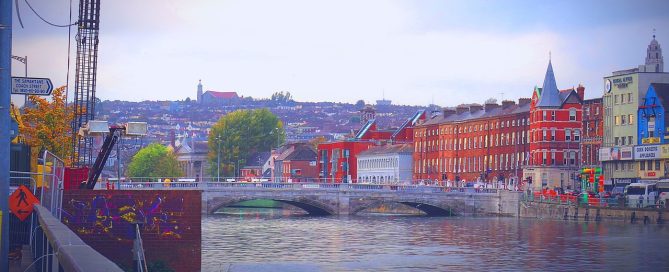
(62, 192, 186, 240)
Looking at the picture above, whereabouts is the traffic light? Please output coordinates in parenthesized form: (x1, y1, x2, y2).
(589, 175, 595, 183)
(599, 174, 604, 182)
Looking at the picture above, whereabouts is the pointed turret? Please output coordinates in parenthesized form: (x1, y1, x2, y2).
(535, 59, 561, 108)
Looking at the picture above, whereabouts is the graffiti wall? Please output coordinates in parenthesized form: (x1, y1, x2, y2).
(62, 190, 201, 272)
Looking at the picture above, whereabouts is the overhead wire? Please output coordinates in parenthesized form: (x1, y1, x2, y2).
(23, 0, 78, 28)
(14, 0, 24, 28)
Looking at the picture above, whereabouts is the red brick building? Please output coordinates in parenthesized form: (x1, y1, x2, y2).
(524, 60, 584, 190)
(581, 98, 603, 168)
(318, 110, 426, 182)
(274, 143, 318, 182)
(413, 100, 531, 185)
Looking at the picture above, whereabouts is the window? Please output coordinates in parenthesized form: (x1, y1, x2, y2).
(640, 161, 646, 170)
(628, 136, 633, 145)
(543, 111, 547, 121)
(614, 95, 619, 104)
(628, 93, 632, 103)
(543, 129, 547, 141)
(569, 108, 576, 121)
(584, 107, 590, 117)
(615, 116, 620, 125)
(570, 152, 576, 165)
(595, 107, 599, 115)
(542, 152, 547, 165)
(629, 114, 634, 125)
(566, 129, 571, 141)
(621, 137, 626, 145)
(615, 162, 619, 171)
(574, 130, 580, 142)
(551, 151, 555, 165)
(648, 160, 653, 171)
(621, 94, 626, 104)
(614, 137, 619, 145)
(551, 129, 556, 141)
(656, 160, 661, 170)
(551, 111, 556, 120)
(621, 115, 627, 125)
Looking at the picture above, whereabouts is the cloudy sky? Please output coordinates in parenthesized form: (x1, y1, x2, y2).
(11, 0, 669, 106)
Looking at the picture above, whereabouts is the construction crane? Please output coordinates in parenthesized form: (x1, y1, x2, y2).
(71, 0, 101, 167)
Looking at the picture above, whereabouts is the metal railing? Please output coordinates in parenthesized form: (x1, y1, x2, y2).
(522, 192, 669, 210)
(93, 178, 505, 194)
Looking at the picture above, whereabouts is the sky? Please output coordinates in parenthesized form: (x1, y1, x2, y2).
(11, 0, 669, 107)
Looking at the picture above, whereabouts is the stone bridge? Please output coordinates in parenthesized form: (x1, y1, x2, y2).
(200, 183, 521, 216)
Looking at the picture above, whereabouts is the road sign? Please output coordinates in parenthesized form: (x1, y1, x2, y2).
(9, 185, 40, 221)
(11, 77, 53, 95)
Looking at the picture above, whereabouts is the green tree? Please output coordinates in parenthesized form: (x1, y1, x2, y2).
(127, 143, 183, 178)
(355, 99, 365, 108)
(209, 109, 284, 177)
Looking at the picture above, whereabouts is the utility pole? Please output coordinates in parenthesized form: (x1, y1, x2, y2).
(1, 1, 13, 270)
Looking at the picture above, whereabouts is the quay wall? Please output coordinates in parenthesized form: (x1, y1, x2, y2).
(520, 201, 666, 224)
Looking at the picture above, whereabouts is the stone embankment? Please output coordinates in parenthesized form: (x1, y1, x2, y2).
(520, 201, 666, 224)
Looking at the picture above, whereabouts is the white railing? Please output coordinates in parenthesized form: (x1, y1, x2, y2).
(93, 178, 503, 194)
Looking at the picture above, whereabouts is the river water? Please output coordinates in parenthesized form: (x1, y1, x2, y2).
(202, 209, 669, 272)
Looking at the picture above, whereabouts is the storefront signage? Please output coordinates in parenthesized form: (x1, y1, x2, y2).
(600, 147, 633, 161)
(645, 171, 657, 177)
(642, 137, 660, 144)
(613, 178, 636, 186)
(611, 76, 633, 89)
(634, 145, 661, 160)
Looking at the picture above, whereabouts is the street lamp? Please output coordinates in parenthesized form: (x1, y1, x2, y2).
(216, 134, 221, 182)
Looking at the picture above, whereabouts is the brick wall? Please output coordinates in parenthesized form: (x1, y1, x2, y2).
(62, 190, 201, 272)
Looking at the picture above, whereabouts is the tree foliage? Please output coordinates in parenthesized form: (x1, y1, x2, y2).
(127, 143, 183, 178)
(270, 91, 293, 103)
(209, 109, 284, 177)
(21, 86, 75, 167)
(355, 99, 365, 108)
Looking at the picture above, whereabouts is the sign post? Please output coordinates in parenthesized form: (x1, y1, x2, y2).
(11, 77, 53, 96)
(9, 185, 40, 221)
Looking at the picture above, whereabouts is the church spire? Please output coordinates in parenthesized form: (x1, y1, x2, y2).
(644, 31, 663, 72)
(535, 56, 561, 108)
(197, 79, 204, 103)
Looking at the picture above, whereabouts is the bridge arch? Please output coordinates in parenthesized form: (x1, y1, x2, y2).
(207, 196, 336, 216)
(351, 199, 458, 216)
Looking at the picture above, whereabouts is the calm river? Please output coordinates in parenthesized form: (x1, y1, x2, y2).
(202, 209, 669, 272)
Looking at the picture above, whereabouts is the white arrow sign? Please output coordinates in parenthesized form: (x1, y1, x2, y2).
(11, 77, 54, 95)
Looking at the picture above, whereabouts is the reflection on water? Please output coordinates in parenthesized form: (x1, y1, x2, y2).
(202, 208, 669, 272)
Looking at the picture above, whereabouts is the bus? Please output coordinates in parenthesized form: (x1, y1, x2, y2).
(656, 181, 669, 207)
(625, 183, 657, 208)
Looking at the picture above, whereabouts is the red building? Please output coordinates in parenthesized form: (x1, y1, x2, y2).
(581, 98, 603, 168)
(413, 100, 531, 185)
(524, 59, 584, 190)
(274, 143, 318, 182)
(318, 110, 426, 183)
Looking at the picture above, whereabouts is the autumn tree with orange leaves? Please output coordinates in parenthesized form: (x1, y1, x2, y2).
(21, 86, 75, 167)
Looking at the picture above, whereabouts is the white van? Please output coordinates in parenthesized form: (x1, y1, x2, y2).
(656, 181, 669, 207)
(625, 183, 657, 208)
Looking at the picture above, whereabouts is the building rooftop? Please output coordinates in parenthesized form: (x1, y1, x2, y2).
(358, 143, 413, 156)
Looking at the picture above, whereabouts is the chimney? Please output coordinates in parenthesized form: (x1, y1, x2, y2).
(170, 130, 176, 148)
(577, 84, 585, 100)
(442, 107, 456, 117)
(485, 102, 499, 112)
(456, 105, 468, 114)
(502, 100, 515, 108)
(469, 104, 483, 112)
(518, 98, 531, 106)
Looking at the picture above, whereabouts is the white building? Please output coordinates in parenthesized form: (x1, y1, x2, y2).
(357, 144, 413, 184)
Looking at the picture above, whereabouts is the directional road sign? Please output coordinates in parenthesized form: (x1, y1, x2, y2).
(11, 77, 53, 95)
(9, 185, 40, 221)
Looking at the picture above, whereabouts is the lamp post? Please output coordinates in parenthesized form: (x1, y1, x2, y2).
(216, 134, 221, 182)
(11, 55, 27, 104)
